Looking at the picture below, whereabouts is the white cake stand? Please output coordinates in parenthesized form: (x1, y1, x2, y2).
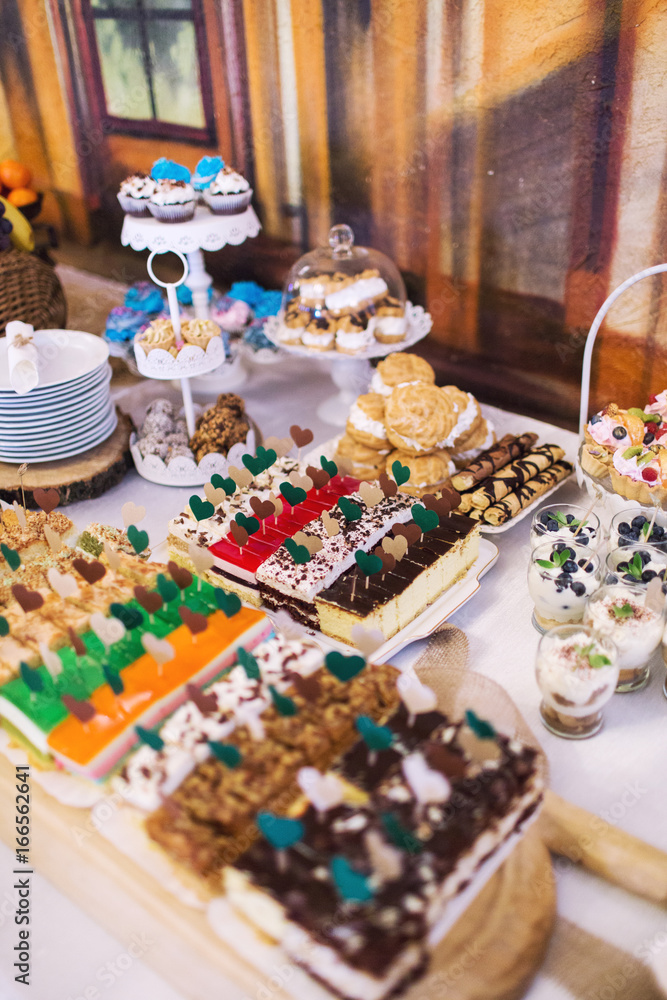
(264, 301, 432, 425)
(121, 206, 261, 319)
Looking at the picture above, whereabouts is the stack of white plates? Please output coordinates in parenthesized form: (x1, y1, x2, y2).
(0, 330, 117, 464)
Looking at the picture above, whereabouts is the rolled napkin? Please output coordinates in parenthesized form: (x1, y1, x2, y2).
(6, 321, 39, 394)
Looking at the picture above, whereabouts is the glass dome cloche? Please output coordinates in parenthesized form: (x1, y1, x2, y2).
(276, 224, 408, 354)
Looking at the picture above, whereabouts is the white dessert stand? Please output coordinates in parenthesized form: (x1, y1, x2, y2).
(264, 301, 433, 426)
(577, 261, 667, 516)
(121, 206, 261, 319)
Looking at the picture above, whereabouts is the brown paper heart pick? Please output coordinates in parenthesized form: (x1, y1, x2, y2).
(68, 627, 86, 657)
(186, 682, 218, 715)
(292, 672, 321, 701)
(168, 561, 193, 591)
(179, 606, 208, 635)
(382, 534, 408, 561)
(359, 482, 383, 507)
(289, 425, 314, 448)
(61, 694, 96, 724)
(306, 466, 330, 490)
(230, 521, 249, 547)
(12, 584, 44, 613)
(73, 558, 106, 585)
(373, 546, 396, 573)
(12, 501, 27, 529)
(103, 540, 121, 572)
(292, 531, 323, 555)
(203, 483, 227, 507)
(421, 494, 450, 517)
(134, 586, 163, 615)
(121, 501, 146, 528)
(268, 492, 284, 517)
(188, 543, 215, 575)
(47, 568, 79, 600)
(392, 523, 421, 546)
(440, 485, 461, 510)
(321, 511, 341, 537)
(33, 488, 59, 515)
(249, 497, 276, 521)
(378, 473, 398, 498)
(229, 466, 253, 489)
(44, 525, 64, 554)
(289, 471, 314, 492)
(264, 435, 293, 459)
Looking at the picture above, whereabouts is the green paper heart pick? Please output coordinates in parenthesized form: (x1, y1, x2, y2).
(284, 537, 311, 564)
(214, 588, 241, 618)
(354, 550, 383, 577)
(0, 615, 8, 637)
(1, 544, 20, 571)
(356, 715, 394, 751)
(237, 646, 261, 680)
(235, 512, 260, 535)
(103, 663, 124, 696)
(210, 474, 237, 495)
(330, 855, 374, 903)
(464, 709, 496, 740)
(257, 812, 304, 850)
(381, 812, 423, 854)
(269, 684, 298, 716)
(242, 453, 264, 477)
(156, 574, 179, 604)
(325, 651, 366, 682)
(127, 524, 149, 555)
(110, 603, 143, 630)
(189, 495, 215, 522)
(338, 496, 363, 521)
(135, 725, 164, 752)
(208, 741, 242, 768)
(392, 460, 410, 486)
(411, 504, 439, 533)
(280, 482, 307, 507)
(20, 661, 43, 693)
(320, 455, 338, 478)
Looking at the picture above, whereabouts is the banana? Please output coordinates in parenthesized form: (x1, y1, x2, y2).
(0, 195, 34, 252)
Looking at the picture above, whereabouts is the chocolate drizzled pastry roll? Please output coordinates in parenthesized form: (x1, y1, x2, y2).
(481, 460, 573, 525)
(451, 432, 538, 491)
(471, 444, 565, 509)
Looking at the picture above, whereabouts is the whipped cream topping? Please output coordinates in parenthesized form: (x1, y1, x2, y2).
(336, 328, 374, 352)
(584, 588, 663, 669)
(348, 402, 387, 440)
(209, 168, 250, 195)
(150, 180, 195, 205)
(612, 448, 659, 483)
(454, 421, 495, 464)
(537, 632, 618, 711)
(326, 277, 388, 312)
(119, 174, 156, 199)
(647, 390, 667, 421)
(372, 315, 407, 339)
(587, 414, 629, 450)
(370, 372, 422, 397)
(439, 393, 478, 448)
(302, 328, 334, 347)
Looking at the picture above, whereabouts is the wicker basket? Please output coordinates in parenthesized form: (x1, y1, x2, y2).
(0, 249, 67, 334)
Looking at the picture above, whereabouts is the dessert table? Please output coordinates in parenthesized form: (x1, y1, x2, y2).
(0, 354, 665, 1000)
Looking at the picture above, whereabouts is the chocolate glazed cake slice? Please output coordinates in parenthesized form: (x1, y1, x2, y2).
(315, 509, 481, 643)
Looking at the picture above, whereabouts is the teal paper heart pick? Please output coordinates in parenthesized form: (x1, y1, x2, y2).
(1, 544, 20, 571)
(135, 725, 164, 752)
(214, 588, 241, 618)
(20, 661, 43, 693)
(0, 615, 8, 637)
(284, 537, 310, 564)
(103, 663, 124, 695)
(210, 474, 236, 495)
(354, 550, 383, 577)
(325, 651, 366, 682)
(280, 482, 307, 507)
(464, 709, 497, 740)
(127, 524, 149, 555)
(330, 855, 374, 903)
(356, 715, 394, 751)
(320, 455, 338, 478)
(235, 512, 260, 535)
(189, 495, 215, 522)
(392, 460, 411, 486)
(381, 812, 423, 854)
(338, 497, 362, 521)
(208, 741, 242, 768)
(156, 574, 179, 604)
(411, 504, 439, 533)
(242, 453, 264, 477)
(257, 812, 304, 850)
(110, 603, 143, 630)
(237, 646, 260, 680)
(269, 685, 298, 716)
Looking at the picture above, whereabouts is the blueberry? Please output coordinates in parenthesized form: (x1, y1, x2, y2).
(642, 570, 657, 582)
(606, 573, 619, 584)
(547, 518, 559, 531)
(565, 514, 575, 524)
(534, 523, 546, 535)
(555, 584, 564, 593)
(639, 550, 652, 565)
(644, 432, 655, 444)
(562, 560, 578, 574)
(618, 522, 631, 536)
(617, 562, 629, 572)
(662, 582, 667, 595)
(612, 426, 628, 439)
(571, 581, 586, 597)
(630, 529, 641, 541)
(632, 515, 647, 529)
(554, 542, 566, 552)
(564, 547, 576, 560)
(584, 563, 594, 573)
(652, 526, 665, 539)
(590, 414, 602, 424)
(578, 535, 589, 546)
(623, 573, 637, 583)
(539, 512, 551, 526)
(556, 573, 571, 586)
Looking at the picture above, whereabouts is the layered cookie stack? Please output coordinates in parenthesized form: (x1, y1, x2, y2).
(335, 353, 496, 494)
(278, 269, 407, 354)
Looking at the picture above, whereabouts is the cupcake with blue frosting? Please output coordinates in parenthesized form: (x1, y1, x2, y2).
(125, 281, 164, 315)
(193, 156, 224, 192)
(150, 158, 191, 183)
(105, 306, 151, 343)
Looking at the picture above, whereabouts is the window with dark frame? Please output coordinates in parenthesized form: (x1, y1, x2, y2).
(81, 0, 216, 144)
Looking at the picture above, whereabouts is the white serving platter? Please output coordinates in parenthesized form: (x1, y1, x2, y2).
(0, 329, 109, 391)
(0, 409, 117, 464)
(1, 394, 113, 438)
(0, 365, 112, 411)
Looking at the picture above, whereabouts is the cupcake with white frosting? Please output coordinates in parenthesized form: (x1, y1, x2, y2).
(203, 165, 253, 215)
(117, 172, 157, 216)
(148, 179, 196, 223)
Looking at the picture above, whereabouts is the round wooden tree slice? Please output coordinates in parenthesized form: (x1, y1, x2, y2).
(0, 412, 133, 507)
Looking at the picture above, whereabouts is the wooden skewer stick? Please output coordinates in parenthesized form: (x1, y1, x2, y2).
(572, 496, 598, 539)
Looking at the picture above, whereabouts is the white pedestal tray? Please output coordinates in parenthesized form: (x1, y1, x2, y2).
(264, 301, 432, 426)
(577, 261, 667, 514)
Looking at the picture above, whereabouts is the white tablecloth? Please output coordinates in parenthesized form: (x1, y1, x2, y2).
(1, 355, 665, 1000)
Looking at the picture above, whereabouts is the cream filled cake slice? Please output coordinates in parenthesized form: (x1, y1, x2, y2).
(256, 492, 415, 625)
(315, 510, 482, 643)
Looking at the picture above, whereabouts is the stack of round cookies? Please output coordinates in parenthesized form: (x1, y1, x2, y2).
(335, 353, 495, 495)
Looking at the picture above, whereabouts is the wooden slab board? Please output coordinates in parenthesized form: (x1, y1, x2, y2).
(0, 412, 133, 507)
(0, 751, 555, 1000)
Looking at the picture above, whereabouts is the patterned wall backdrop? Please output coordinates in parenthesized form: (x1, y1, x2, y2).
(1, 0, 667, 425)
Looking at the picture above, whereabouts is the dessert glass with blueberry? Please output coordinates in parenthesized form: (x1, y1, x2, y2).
(583, 583, 665, 692)
(605, 543, 667, 595)
(528, 540, 602, 633)
(536, 625, 619, 739)
(609, 508, 667, 550)
(530, 504, 602, 551)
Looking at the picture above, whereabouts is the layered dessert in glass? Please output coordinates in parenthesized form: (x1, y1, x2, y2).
(528, 540, 602, 632)
(584, 583, 665, 692)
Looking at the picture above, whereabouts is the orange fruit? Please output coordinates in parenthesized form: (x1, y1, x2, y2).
(7, 187, 38, 208)
(0, 160, 32, 189)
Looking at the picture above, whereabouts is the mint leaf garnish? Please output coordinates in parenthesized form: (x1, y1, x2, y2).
(612, 602, 634, 619)
(589, 654, 611, 668)
(628, 553, 643, 579)
(641, 521, 651, 539)
(553, 511, 568, 526)
(536, 558, 556, 570)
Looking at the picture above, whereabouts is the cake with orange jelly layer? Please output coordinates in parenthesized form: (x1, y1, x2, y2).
(0, 567, 271, 780)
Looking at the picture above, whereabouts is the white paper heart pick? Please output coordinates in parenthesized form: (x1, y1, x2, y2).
(89, 612, 126, 649)
(39, 641, 62, 681)
(12, 502, 27, 529)
(402, 752, 451, 805)
(103, 540, 121, 572)
(47, 568, 79, 600)
(350, 625, 385, 658)
(141, 633, 175, 665)
(297, 767, 346, 813)
(397, 675, 438, 719)
(44, 525, 63, 554)
(121, 501, 146, 528)
(188, 542, 215, 575)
